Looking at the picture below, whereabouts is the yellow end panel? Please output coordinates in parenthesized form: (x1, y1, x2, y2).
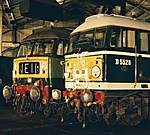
(13, 57, 49, 79)
(65, 55, 103, 82)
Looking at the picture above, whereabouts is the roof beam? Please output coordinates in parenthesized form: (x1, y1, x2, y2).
(126, 0, 150, 16)
(146, 17, 150, 22)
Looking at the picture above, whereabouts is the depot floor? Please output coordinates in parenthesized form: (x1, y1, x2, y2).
(0, 103, 150, 135)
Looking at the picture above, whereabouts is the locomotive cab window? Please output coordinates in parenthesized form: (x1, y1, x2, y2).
(140, 32, 149, 52)
(68, 30, 94, 53)
(54, 40, 69, 56)
(33, 41, 55, 56)
(110, 28, 121, 48)
(64, 41, 70, 54)
(76, 30, 94, 51)
(57, 41, 64, 56)
(128, 30, 135, 48)
(17, 40, 67, 57)
(68, 28, 107, 54)
(17, 43, 33, 57)
(109, 27, 135, 51)
(94, 28, 106, 48)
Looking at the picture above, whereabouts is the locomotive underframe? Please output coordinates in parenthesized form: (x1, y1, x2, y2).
(61, 88, 150, 127)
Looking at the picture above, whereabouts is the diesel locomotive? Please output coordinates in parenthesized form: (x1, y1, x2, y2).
(63, 14, 150, 127)
(3, 27, 70, 114)
(2, 14, 150, 128)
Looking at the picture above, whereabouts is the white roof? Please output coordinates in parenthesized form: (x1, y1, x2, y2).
(71, 14, 150, 35)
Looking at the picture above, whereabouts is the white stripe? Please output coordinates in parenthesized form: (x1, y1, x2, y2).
(65, 50, 150, 58)
(65, 82, 150, 90)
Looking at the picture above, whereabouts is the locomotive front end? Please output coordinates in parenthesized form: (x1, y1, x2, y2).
(62, 21, 108, 127)
(63, 51, 106, 128)
(3, 27, 70, 114)
(64, 54, 104, 106)
(13, 57, 49, 103)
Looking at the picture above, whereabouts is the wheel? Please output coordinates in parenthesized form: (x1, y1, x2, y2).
(117, 96, 143, 126)
(119, 106, 142, 126)
(77, 105, 97, 128)
(43, 102, 59, 118)
(103, 103, 118, 126)
(59, 102, 77, 123)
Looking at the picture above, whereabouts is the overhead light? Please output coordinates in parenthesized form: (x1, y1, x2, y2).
(56, 0, 63, 5)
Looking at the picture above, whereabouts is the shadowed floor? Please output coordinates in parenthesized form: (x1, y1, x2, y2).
(0, 104, 150, 135)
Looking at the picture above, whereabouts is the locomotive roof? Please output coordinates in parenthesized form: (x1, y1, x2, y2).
(71, 14, 150, 35)
(22, 27, 71, 42)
